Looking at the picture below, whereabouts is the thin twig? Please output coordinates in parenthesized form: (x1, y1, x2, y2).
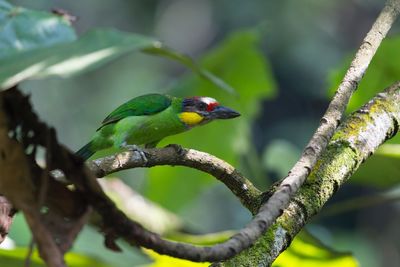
(24, 240, 35, 267)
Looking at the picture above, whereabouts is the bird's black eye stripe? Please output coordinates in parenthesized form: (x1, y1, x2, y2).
(183, 98, 196, 109)
(183, 98, 208, 112)
(183, 99, 192, 105)
(198, 102, 207, 110)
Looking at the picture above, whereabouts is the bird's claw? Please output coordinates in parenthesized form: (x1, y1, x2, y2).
(166, 144, 186, 157)
(121, 143, 148, 163)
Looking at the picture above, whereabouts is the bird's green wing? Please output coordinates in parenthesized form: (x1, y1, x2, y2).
(99, 94, 173, 129)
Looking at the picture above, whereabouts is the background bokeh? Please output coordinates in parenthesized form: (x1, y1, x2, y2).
(4, 0, 400, 266)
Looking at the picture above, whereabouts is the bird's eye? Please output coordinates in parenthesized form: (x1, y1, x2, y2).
(199, 102, 208, 110)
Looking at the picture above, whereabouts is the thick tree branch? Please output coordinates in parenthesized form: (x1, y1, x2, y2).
(219, 81, 400, 266)
(88, 147, 262, 214)
(223, 0, 400, 262)
(0, 88, 91, 267)
(0, 93, 66, 267)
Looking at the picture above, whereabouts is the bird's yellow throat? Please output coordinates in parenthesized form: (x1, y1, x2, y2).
(179, 112, 204, 126)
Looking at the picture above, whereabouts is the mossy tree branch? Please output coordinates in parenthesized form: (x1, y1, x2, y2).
(247, 2, 400, 260)
(217, 81, 400, 266)
(0, 88, 92, 267)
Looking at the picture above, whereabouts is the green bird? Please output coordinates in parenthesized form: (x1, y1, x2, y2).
(76, 93, 240, 160)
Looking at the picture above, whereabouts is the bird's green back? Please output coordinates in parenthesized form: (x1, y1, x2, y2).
(99, 93, 173, 129)
(87, 94, 187, 152)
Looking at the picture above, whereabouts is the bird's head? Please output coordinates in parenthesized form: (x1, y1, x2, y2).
(179, 96, 240, 127)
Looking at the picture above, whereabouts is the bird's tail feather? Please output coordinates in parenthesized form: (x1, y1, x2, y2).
(76, 142, 95, 160)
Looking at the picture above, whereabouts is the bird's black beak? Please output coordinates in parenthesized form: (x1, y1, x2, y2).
(210, 106, 241, 119)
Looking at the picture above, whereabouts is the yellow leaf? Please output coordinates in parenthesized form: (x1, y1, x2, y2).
(142, 249, 209, 267)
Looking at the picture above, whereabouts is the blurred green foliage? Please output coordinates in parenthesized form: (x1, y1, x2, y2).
(0, 247, 113, 267)
(328, 36, 400, 144)
(143, 249, 209, 267)
(0, 0, 76, 58)
(0, 0, 233, 92)
(0, 28, 157, 89)
(262, 139, 300, 178)
(1, 0, 399, 266)
(351, 144, 400, 188)
(273, 231, 358, 267)
(146, 29, 276, 211)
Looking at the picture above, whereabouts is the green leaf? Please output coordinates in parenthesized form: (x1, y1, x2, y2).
(0, 248, 113, 267)
(0, 0, 76, 59)
(0, 0, 234, 93)
(146, 29, 277, 211)
(0, 28, 159, 89)
(350, 144, 400, 188)
(0, 27, 234, 93)
(273, 231, 358, 267)
(0, 0, 11, 9)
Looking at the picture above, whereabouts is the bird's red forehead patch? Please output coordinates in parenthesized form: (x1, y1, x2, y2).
(200, 97, 219, 111)
(206, 101, 219, 111)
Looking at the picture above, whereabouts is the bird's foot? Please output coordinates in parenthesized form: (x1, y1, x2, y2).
(121, 143, 148, 163)
(166, 144, 186, 157)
